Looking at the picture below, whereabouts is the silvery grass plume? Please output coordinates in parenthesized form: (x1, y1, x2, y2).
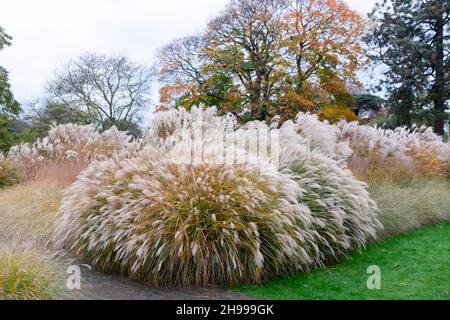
(278, 136, 381, 260)
(238, 118, 380, 259)
(389, 126, 450, 178)
(55, 107, 381, 287)
(145, 106, 352, 161)
(144, 106, 237, 151)
(55, 143, 318, 286)
(7, 123, 140, 179)
(337, 121, 450, 181)
(283, 112, 352, 160)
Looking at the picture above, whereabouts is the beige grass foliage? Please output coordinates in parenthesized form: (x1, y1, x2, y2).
(0, 242, 61, 300)
(55, 109, 381, 287)
(370, 179, 450, 238)
(0, 182, 64, 300)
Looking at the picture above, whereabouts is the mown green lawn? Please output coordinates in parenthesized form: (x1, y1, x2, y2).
(236, 222, 450, 300)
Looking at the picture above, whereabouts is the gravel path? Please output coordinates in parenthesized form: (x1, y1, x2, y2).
(59, 263, 251, 300)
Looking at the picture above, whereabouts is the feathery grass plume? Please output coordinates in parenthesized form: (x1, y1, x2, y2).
(0, 242, 61, 300)
(144, 106, 236, 151)
(7, 124, 139, 179)
(55, 142, 322, 286)
(336, 121, 450, 183)
(292, 113, 352, 160)
(55, 107, 382, 287)
(392, 126, 450, 179)
(336, 121, 415, 184)
(255, 120, 380, 260)
(0, 156, 20, 188)
(282, 147, 380, 260)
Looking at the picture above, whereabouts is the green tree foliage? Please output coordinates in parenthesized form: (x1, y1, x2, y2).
(367, 0, 450, 135)
(0, 27, 21, 152)
(0, 67, 20, 116)
(353, 94, 385, 116)
(0, 27, 20, 116)
(19, 101, 93, 141)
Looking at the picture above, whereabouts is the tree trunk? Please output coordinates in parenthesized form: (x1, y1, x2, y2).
(250, 76, 263, 119)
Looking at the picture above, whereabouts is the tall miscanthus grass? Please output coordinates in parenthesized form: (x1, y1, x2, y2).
(278, 129, 380, 260)
(10, 106, 448, 290)
(337, 121, 450, 183)
(239, 120, 380, 259)
(55, 144, 318, 286)
(7, 123, 139, 179)
(55, 107, 381, 287)
(144, 106, 237, 154)
(145, 106, 236, 139)
(146, 107, 351, 161)
(288, 112, 352, 160)
(393, 126, 450, 179)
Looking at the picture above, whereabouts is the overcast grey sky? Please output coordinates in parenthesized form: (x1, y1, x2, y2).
(0, 0, 378, 106)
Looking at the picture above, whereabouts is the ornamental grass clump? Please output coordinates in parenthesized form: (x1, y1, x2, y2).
(55, 107, 381, 287)
(0, 155, 20, 188)
(0, 243, 60, 300)
(255, 120, 380, 260)
(279, 145, 380, 261)
(55, 144, 320, 286)
(7, 123, 139, 179)
(370, 178, 450, 238)
(290, 112, 352, 160)
(0, 182, 64, 300)
(337, 121, 450, 183)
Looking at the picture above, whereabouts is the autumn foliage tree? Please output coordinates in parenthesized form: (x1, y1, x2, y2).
(156, 0, 367, 122)
(157, 36, 242, 113)
(281, 0, 366, 122)
(205, 0, 287, 120)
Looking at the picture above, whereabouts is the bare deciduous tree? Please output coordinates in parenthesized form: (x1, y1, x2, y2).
(47, 53, 153, 130)
(157, 35, 206, 84)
